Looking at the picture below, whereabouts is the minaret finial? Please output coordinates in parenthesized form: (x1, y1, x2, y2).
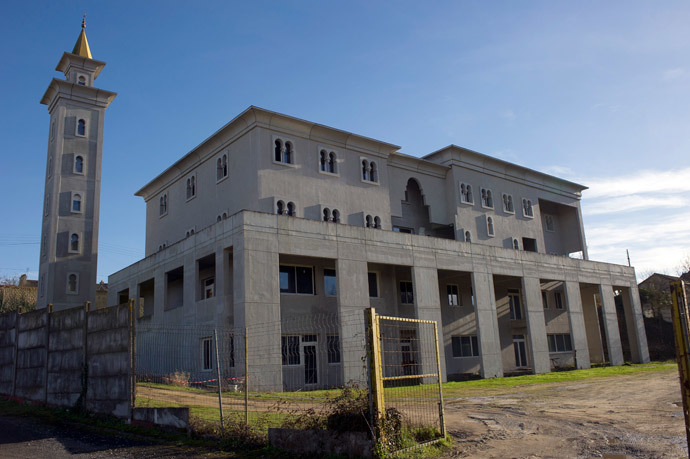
(82, 13, 86, 29)
(72, 13, 93, 58)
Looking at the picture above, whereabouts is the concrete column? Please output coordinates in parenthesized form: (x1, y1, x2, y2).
(153, 269, 165, 318)
(564, 280, 590, 369)
(411, 266, 447, 382)
(214, 247, 226, 323)
(599, 284, 624, 366)
(336, 258, 369, 387)
(233, 233, 282, 391)
(621, 284, 650, 363)
(580, 286, 604, 364)
(471, 271, 502, 378)
(521, 277, 550, 374)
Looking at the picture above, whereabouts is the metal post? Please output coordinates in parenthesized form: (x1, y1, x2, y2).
(671, 280, 690, 451)
(244, 328, 249, 426)
(432, 322, 446, 437)
(366, 308, 385, 440)
(214, 329, 224, 435)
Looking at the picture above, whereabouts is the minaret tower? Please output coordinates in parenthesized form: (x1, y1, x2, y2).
(38, 18, 116, 310)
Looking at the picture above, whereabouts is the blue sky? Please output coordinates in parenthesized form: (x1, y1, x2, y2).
(1, 1, 689, 283)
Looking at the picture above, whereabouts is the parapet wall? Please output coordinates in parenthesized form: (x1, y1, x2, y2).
(0, 303, 133, 418)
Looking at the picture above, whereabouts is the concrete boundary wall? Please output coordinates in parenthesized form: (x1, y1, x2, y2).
(0, 304, 133, 419)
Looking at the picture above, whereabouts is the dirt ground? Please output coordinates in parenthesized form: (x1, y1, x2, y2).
(443, 369, 687, 458)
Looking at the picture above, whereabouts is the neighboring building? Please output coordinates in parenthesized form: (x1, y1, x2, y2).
(108, 103, 650, 390)
(638, 273, 679, 323)
(37, 19, 116, 311)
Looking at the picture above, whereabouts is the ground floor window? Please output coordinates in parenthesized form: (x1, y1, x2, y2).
(548, 333, 573, 353)
(451, 335, 479, 357)
(201, 337, 213, 371)
(327, 334, 341, 363)
(400, 281, 414, 304)
(509, 289, 523, 320)
(282, 335, 300, 365)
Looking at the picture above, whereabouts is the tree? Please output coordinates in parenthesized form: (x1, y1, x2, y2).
(0, 275, 37, 314)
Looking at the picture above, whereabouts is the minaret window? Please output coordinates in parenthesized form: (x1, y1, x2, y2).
(71, 193, 82, 213)
(275, 140, 283, 162)
(273, 137, 295, 165)
(77, 119, 86, 136)
(67, 273, 79, 294)
(74, 155, 84, 174)
(70, 233, 80, 253)
(78, 75, 86, 86)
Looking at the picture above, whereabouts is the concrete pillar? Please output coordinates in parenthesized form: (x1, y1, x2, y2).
(336, 258, 369, 387)
(153, 269, 165, 318)
(599, 284, 624, 366)
(521, 277, 550, 374)
(564, 280, 590, 369)
(233, 235, 282, 391)
(621, 284, 650, 363)
(471, 271, 503, 378)
(580, 286, 604, 364)
(411, 266, 447, 382)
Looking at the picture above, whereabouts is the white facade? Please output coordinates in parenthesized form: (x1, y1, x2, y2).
(109, 106, 649, 389)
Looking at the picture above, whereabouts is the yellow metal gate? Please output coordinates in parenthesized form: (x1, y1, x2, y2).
(366, 308, 445, 453)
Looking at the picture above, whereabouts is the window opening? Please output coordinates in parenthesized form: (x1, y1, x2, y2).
(78, 75, 86, 86)
(481, 188, 494, 208)
(542, 291, 549, 309)
(324, 268, 337, 296)
(74, 155, 84, 174)
(508, 289, 523, 320)
(545, 214, 555, 232)
(460, 183, 473, 204)
(548, 333, 573, 352)
(281, 335, 300, 365)
(159, 194, 168, 216)
(72, 194, 82, 212)
(447, 284, 460, 306)
(274, 139, 283, 162)
(513, 334, 528, 368)
(374, 216, 381, 229)
(522, 198, 534, 217)
(279, 265, 314, 294)
(503, 193, 514, 213)
(365, 215, 373, 228)
(513, 238, 520, 250)
(67, 273, 78, 293)
(452, 335, 479, 357)
(286, 201, 295, 216)
(320, 150, 327, 171)
(331, 209, 340, 223)
(328, 152, 336, 173)
(203, 277, 215, 299)
(323, 208, 331, 222)
(284, 142, 293, 163)
(487, 216, 494, 237)
(362, 160, 369, 181)
(276, 200, 285, 215)
(202, 337, 213, 370)
(400, 281, 414, 304)
(70, 233, 79, 252)
(465, 230, 471, 243)
(77, 119, 86, 136)
(555, 291, 564, 309)
(368, 272, 378, 297)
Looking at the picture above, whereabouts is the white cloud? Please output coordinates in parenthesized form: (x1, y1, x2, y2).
(581, 168, 690, 199)
(664, 67, 687, 81)
(583, 194, 689, 215)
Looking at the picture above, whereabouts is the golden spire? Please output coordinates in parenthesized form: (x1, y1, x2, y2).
(72, 13, 93, 59)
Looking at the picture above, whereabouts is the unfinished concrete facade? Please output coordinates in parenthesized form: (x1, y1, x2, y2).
(108, 106, 649, 389)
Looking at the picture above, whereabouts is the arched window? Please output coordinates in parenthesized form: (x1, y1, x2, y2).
(465, 231, 472, 243)
(217, 215, 222, 223)
(191, 177, 196, 196)
(48, 155, 53, 176)
(323, 208, 331, 221)
(74, 155, 84, 174)
(513, 238, 520, 250)
(160, 195, 167, 216)
(286, 201, 295, 216)
(320, 150, 327, 172)
(70, 233, 79, 252)
(370, 162, 377, 182)
(217, 158, 223, 181)
(522, 199, 533, 217)
(374, 216, 381, 229)
(276, 200, 285, 215)
(78, 75, 86, 86)
(72, 194, 82, 212)
(67, 273, 78, 293)
(332, 209, 340, 223)
(362, 160, 369, 181)
(487, 217, 494, 236)
(284, 142, 293, 164)
(186, 178, 192, 199)
(274, 139, 283, 162)
(365, 215, 373, 228)
(460, 183, 473, 204)
(222, 154, 228, 177)
(466, 185, 473, 203)
(328, 152, 336, 174)
(486, 190, 493, 208)
(77, 119, 86, 136)
(222, 212, 227, 220)
(507, 195, 514, 212)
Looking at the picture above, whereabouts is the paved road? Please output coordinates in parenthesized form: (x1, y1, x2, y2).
(0, 415, 216, 458)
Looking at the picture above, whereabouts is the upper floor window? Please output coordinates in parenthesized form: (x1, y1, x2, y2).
(486, 216, 495, 237)
(76, 119, 86, 137)
(74, 155, 84, 174)
(186, 176, 196, 200)
(67, 273, 79, 294)
(480, 188, 494, 209)
(71, 193, 82, 213)
(447, 284, 460, 306)
(332, 209, 340, 223)
(319, 149, 338, 174)
(513, 238, 520, 250)
(368, 272, 379, 298)
(273, 138, 295, 165)
(502, 193, 514, 214)
(400, 281, 414, 304)
(69, 233, 80, 253)
(522, 198, 534, 218)
(217, 154, 228, 181)
(361, 159, 378, 183)
(45, 193, 50, 216)
(159, 193, 168, 217)
(280, 265, 313, 294)
(542, 291, 549, 309)
(555, 291, 564, 309)
(464, 230, 472, 243)
(365, 214, 382, 229)
(277, 200, 285, 215)
(286, 201, 295, 216)
(544, 214, 555, 232)
(460, 183, 473, 204)
(508, 289, 523, 320)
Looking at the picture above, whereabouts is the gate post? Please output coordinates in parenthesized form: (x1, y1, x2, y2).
(366, 308, 384, 439)
(433, 321, 446, 437)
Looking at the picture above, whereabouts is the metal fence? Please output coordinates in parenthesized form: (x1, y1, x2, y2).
(134, 307, 444, 453)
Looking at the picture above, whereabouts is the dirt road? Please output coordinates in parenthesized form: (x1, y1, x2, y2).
(444, 369, 686, 458)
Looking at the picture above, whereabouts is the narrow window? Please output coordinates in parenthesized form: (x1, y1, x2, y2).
(282, 336, 300, 365)
(77, 119, 86, 136)
(201, 337, 213, 370)
(72, 194, 82, 212)
(274, 139, 283, 162)
(160, 194, 167, 216)
(186, 179, 192, 199)
(284, 142, 293, 164)
(447, 284, 459, 306)
(286, 201, 295, 216)
(545, 214, 555, 232)
(320, 150, 327, 172)
(368, 272, 378, 298)
(217, 215, 222, 222)
(203, 277, 215, 299)
(217, 158, 223, 181)
(48, 155, 53, 177)
(323, 208, 330, 222)
(507, 195, 514, 212)
(400, 281, 414, 304)
(555, 291, 564, 309)
(67, 273, 78, 293)
(70, 233, 79, 252)
(486, 190, 493, 208)
(365, 215, 373, 228)
(362, 160, 369, 181)
(327, 335, 341, 363)
(369, 162, 377, 182)
(222, 212, 227, 219)
(487, 216, 495, 237)
(513, 238, 520, 250)
(328, 152, 336, 173)
(74, 155, 84, 174)
(324, 268, 337, 296)
(78, 75, 86, 86)
(276, 200, 285, 215)
(191, 176, 196, 196)
(522, 198, 533, 217)
(542, 291, 549, 309)
(374, 216, 381, 229)
(465, 230, 471, 243)
(42, 234, 47, 257)
(222, 154, 228, 177)
(460, 183, 474, 204)
(332, 209, 340, 223)
(509, 289, 523, 320)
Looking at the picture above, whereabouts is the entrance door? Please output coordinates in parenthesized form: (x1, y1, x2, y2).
(513, 334, 528, 368)
(303, 345, 317, 384)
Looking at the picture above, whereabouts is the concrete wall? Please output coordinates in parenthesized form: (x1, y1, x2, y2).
(0, 304, 132, 418)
